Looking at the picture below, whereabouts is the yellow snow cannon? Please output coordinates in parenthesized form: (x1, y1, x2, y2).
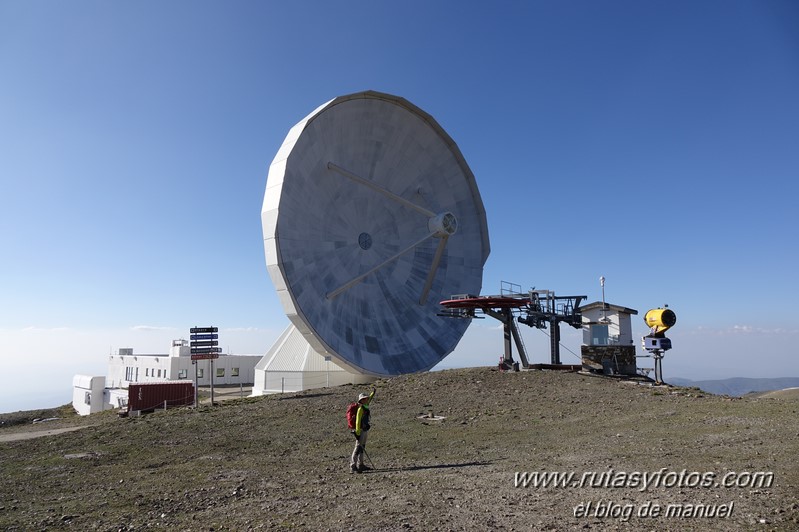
(644, 307, 676, 337)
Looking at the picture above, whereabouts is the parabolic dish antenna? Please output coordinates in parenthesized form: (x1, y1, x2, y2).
(262, 90, 490, 376)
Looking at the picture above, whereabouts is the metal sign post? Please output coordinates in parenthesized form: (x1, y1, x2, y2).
(193, 360, 198, 407)
(190, 326, 221, 407)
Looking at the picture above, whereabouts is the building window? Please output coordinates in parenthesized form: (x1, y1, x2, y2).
(231, 367, 239, 377)
(216, 368, 225, 378)
(197, 368, 204, 378)
(145, 368, 149, 377)
(178, 369, 188, 379)
(591, 324, 609, 346)
(84, 392, 91, 405)
(157, 369, 162, 378)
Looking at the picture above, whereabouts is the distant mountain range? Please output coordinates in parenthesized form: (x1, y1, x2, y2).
(669, 377, 799, 397)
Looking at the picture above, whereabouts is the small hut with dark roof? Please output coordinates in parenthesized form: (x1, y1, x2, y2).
(580, 302, 638, 375)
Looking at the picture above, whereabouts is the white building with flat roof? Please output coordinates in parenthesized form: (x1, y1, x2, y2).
(73, 339, 262, 415)
(107, 339, 261, 388)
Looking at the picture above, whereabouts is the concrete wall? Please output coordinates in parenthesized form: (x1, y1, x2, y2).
(72, 375, 108, 415)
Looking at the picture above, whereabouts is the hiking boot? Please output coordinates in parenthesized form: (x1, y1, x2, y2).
(350, 465, 359, 474)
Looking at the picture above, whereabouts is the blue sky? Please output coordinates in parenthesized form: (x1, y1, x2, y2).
(2, 1, 797, 412)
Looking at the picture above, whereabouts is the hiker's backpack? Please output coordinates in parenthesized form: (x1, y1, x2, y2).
(346, 402, 359, 430)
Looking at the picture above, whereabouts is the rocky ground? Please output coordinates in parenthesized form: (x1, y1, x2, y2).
(1, 367, 798, 530)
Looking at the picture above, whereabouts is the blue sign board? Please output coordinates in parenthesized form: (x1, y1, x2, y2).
(191, 347, 222, 354)
(190, 327, 218, 334)
(191, 340, 218, 347)
(190, 334, 218, 341)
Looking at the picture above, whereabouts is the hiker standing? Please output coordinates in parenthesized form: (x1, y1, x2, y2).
(350, 388, 375, 473)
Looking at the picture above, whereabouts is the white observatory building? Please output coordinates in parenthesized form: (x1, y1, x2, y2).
(73, 340, 261, 415)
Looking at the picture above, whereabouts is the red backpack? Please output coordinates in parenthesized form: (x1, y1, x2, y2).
(346, 402, 359, 430)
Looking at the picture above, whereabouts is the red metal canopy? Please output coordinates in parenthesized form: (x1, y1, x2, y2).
(439, 296, 529, 309)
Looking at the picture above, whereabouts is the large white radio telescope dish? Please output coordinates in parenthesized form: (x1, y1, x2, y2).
(262, 90, 490, 376)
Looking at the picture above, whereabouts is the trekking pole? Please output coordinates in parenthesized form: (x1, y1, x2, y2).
(362, 447, 376, 470)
